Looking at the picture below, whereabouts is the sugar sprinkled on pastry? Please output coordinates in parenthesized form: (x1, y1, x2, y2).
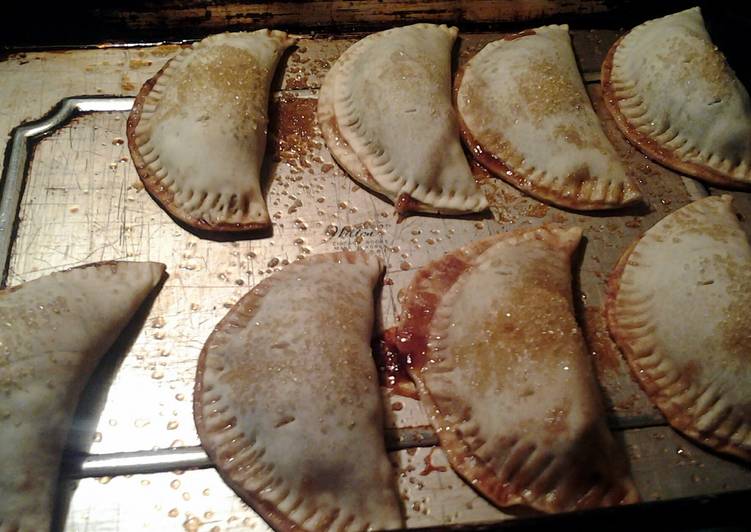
(128, 30, 296, 231)
(602, 8, 751, 188)
(0, 261, 165, 531)
(194, 252, 403, 531)
(457, 25, 641, 210)
(395, 227, 638, 512)
(607, 195, 751, 461)
(318, 23, 488, 215)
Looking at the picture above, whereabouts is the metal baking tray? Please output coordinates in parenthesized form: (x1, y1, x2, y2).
(2, 30, 750, 530)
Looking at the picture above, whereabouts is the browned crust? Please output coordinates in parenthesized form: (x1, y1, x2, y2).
(454, 66, 641, 211)
(318, 102, 431, 215)
(413, 378, 639, 512)
(317, 33, 489, 217)
(395, 229, 526, 368)
(605, 233, 751, 463)
(501, 28, 538, 42)
(398, 226, 639, 512)
(194, 328, 301, 532)
(317, 95, 386, 196)
(317, 76, 437, 217)
(194, 252, 395, 531)
(126, 61, 271, 233)
(194, 258, 312, 532)
(601, 35, 751, 191)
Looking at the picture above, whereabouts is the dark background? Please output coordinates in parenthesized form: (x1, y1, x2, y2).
(1, 1, 749, 83)
(0, 1, 748, 49)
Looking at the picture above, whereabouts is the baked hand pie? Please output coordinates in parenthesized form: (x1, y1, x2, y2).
(602, 8, 751, 188)
(318, 23, 488, 215)
(457, 25, 642, 210)
(395, 227, 638, 513)
(607, 195, 751, 462)
(194, 252, 403, 531)
(0, 261, 165, 532)
(128, 30, 296, 232)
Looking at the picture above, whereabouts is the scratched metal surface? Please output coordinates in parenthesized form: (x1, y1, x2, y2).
(3, 30, 750, 530)
(58, 427, 751, 530)
(7, 90, 675, 452)
(7, 96, 662, 459)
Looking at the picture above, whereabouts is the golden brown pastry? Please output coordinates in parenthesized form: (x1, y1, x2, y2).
(607, 195, 751, 461)
(128, 30, 296, 231)
(602, 8, 751, 188)
(395, 226, 638, 513)
(458, 25, 641, 210)
(194, 252, 403, 531)
(318, 24, 488, 215)
(0, 261, 165, 531)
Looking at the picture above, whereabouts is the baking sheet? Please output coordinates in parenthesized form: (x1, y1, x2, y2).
(59, 427, 751, 530)
(5, 87, 676, 458)
(2, 29, 749, 530)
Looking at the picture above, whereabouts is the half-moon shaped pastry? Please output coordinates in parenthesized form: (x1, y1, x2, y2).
(602, 8, 751, 188)
(318, 23, 488, 215)
(194, 252, 403, 531)
(607, 195, 751, 461)
(457, 25, 642, 210)
(395, 227, 638, 513)
(128, 30, 296, 232)
(0, 261, 165, 532)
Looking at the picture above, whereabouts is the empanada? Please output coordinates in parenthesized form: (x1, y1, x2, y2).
(194, 252, 403, 531)
(607, 195, 751, 461)
(128, 30, 295, 231)
(457, 25, 641, 210)
(395, 226, 638, 512)
(602, 8, 751, 188)
(0, 261, 165, 531)
(318, 23, 488, 215)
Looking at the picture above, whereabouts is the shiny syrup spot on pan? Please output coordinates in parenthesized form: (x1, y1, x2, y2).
(372, 328, 418, 400)
(419, 447, 448, 476)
